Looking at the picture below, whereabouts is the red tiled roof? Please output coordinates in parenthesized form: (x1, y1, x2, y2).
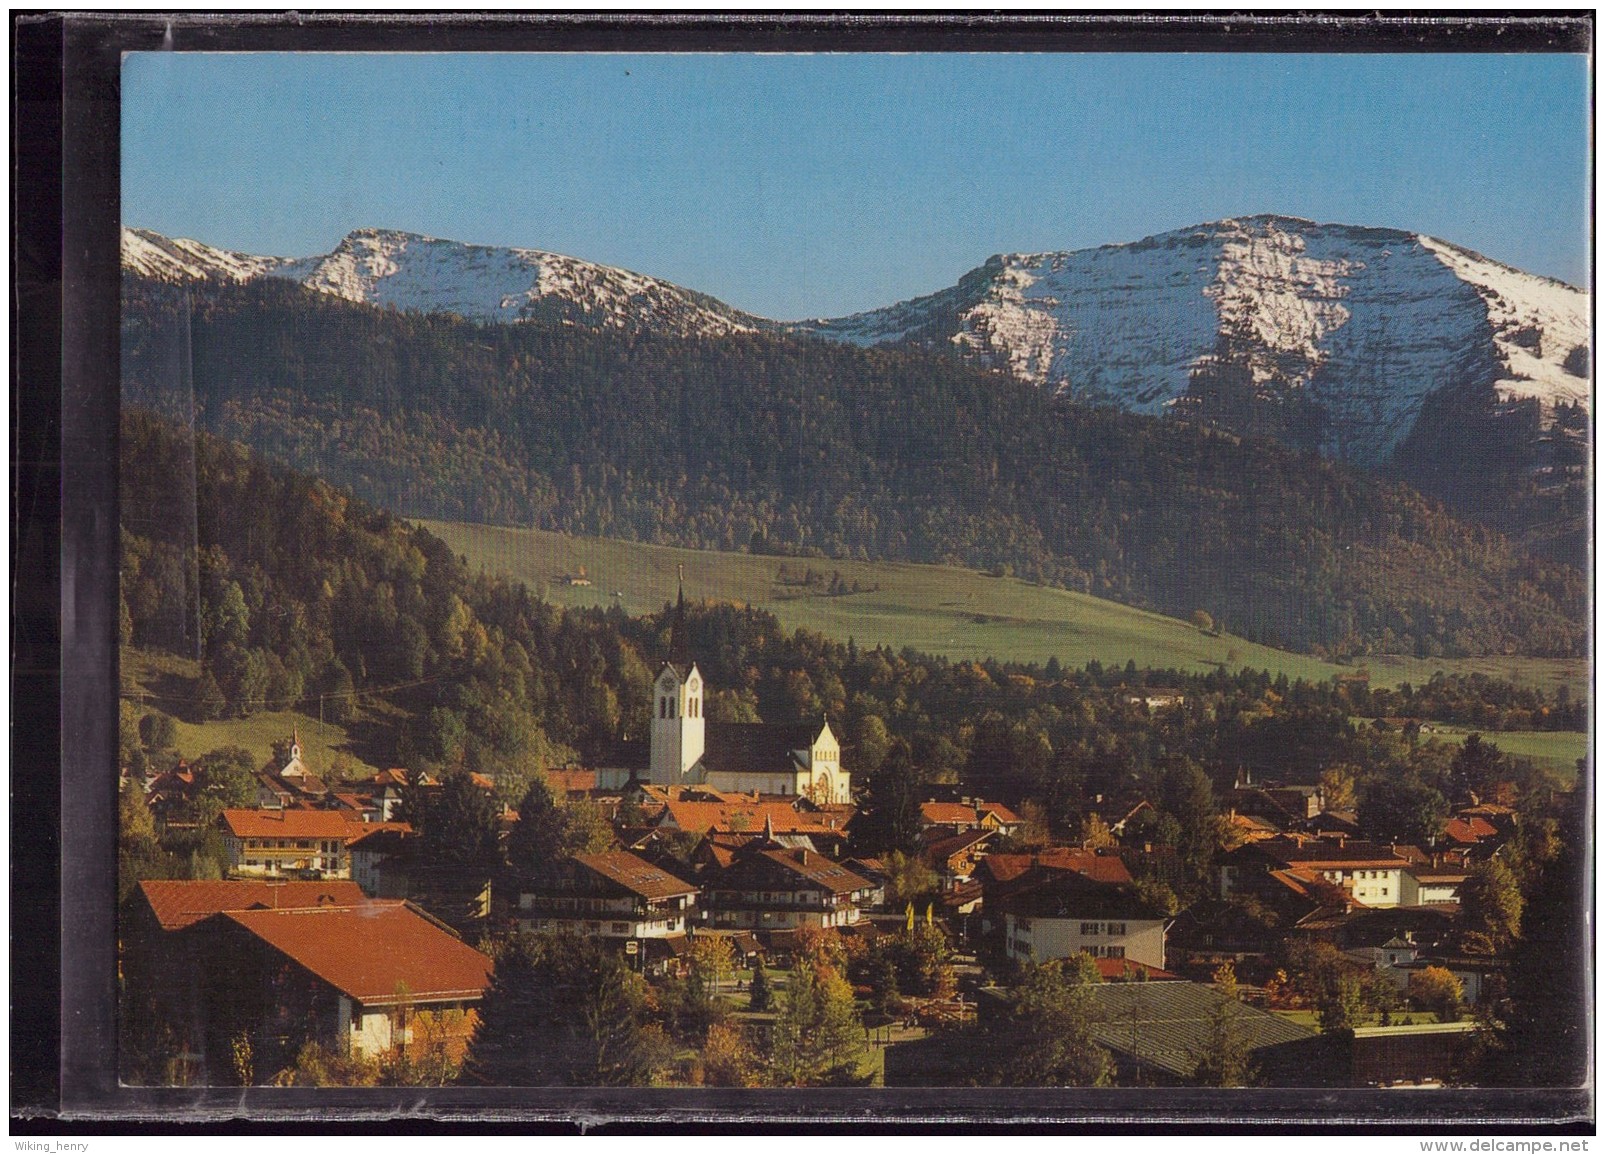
(919, 800, 1020, 827)
(923, 828, 993, 864)
(221, 808, 356, 840)
(220, 809, 410, 844)
(136, 879, 368, 931)
(1443, 817, 1499, 844)
(716, 848, 874, 895)
(1269, 869, 1361, 908)
(1239, 837, 1409, 870)
(220, 901, 493, 1005)
(1095, 958, 1181, 982)
(981, 849, 1133, 886)
(573, 850, 698, 900)
(660, 800, 844, 836)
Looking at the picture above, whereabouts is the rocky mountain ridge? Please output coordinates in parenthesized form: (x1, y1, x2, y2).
(123, 216, 1589, 491)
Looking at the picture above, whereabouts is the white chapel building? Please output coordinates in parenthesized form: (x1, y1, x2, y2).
(594, 589, 851, 803)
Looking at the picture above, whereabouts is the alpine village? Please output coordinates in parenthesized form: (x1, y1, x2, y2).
(117, 219, 1589, 1091)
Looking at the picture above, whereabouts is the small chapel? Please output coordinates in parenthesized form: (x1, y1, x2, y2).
(594, 583, 851, 803)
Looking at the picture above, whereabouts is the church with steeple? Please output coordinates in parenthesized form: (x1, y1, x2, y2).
(594, 578, 851, 803)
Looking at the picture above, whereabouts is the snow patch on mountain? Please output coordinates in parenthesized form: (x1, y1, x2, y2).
(121, 227, 294, 283)
(1418, 236, 1591, 411)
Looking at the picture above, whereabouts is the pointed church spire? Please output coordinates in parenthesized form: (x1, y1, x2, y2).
(669, 564, 689, 671)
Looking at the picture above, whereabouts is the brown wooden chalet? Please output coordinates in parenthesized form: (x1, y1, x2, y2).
(514, 850, 698, 943)
(700, 823, 876, 931)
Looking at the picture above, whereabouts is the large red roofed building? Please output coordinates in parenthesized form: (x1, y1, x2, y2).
(217, 809, 411, 879)
(193, 900, 493, 1078)
(1219, 836, 1416, 909)
(133, 879, 368, 931)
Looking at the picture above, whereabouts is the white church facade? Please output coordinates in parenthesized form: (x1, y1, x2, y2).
(595, 658, 851, 803)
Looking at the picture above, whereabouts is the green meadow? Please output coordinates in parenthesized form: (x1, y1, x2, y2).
(419, 520, 1589, 698)
(1422, 725, 1588, 778)
(121, 647, 384, 776)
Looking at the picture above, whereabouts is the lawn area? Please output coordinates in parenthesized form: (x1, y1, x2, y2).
(418, 518, 1336, 680)
(1423, 725, 1588, 779)
(418, 519, 1589, 697)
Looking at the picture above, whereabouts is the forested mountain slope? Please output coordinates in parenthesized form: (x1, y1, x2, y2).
(122, 276, 1585, 659)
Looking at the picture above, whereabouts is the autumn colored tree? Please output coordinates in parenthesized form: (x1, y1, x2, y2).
(882, 849, 938, 909)
(1409, 966, 1465, 1023)
(1194, 963, 1255, 1087)
(768, 959, 865, 1086)
(701, 1020, 761, 1087)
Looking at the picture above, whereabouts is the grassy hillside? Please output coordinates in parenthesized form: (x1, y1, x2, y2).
(121, 648, 385, 777)
(419, 519, 1588, 699)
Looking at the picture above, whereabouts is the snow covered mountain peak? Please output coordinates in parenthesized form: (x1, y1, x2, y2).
(797, 215, 1589, 466)
(124, 225, 769, 338)
(123, 217, 1589, 473)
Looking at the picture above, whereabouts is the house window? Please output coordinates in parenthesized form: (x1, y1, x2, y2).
(1081, 922, 1100, 936)
(612, 922, 630, 934)
(1108, 922, 1126, 936)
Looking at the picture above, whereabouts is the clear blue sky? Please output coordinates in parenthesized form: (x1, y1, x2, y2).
(123, 52, 1590, 319)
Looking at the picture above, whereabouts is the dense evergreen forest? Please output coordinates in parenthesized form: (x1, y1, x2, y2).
(122, 414, 1579, 850)
(121, 276, 1584, 659)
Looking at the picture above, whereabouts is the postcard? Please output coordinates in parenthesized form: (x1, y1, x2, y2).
(56, 15, 1597, 1128)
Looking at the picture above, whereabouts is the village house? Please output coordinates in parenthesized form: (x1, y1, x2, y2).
(917, 798, 1023, 838)
(700, 823, 877, 931)
(974, 847, 1133, 936)
(991, 866, 1172, 970)
(218, 808, 362, 878)
(1121, 690, 1188, 712)
(1219, 836, 1415, 908)
(654, 797, 851, 855)
(514, 849, 698, 944)
(252, 731, 331, 809)
(921, 827, 995, 889)
(121, 879, 373, 1082)
(347, 825, 419, 897)
(190, 899, 493, 1078)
